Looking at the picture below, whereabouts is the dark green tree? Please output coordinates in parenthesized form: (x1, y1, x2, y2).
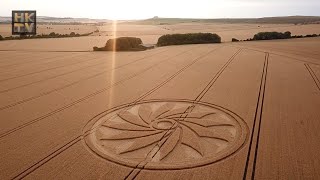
(93, 37, 148, 51)
(253, 31, 292, 40)
(232, 38, 239, 42)
(49, 32, 56, 37)
(157, 33, 221, 46)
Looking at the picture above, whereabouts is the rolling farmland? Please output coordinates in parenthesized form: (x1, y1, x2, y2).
(1, 22, 320, 48)
(0, 36, 320, 180)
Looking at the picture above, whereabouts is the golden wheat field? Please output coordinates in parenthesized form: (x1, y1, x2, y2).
(0, 22, 320, 180)
(1, 22, 320, 51)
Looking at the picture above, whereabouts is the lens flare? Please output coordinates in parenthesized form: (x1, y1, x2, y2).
(108, 20, 117, 108)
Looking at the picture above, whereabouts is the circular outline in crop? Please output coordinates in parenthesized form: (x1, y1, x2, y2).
(83, 99, 249, 170)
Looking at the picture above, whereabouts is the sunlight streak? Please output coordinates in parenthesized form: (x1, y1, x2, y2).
(108, 20, 117, 108)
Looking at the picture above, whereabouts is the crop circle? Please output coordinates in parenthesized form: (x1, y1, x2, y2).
(83, 100, 248, 169)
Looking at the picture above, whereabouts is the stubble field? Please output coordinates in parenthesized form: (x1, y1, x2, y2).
(1, 22, 320, 51)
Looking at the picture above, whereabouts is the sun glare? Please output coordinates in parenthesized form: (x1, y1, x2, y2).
(108, 20, 117, 108)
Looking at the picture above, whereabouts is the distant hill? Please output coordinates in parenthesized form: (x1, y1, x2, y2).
(128, 16, 320, 25)
(1, 15, 320, 25)
(0, 16, 111, 24)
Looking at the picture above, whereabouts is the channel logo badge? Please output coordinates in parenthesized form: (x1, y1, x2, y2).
(12, 11, 37, 35)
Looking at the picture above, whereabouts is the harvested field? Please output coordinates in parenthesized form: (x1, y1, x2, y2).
(0, 37, 320, 179)
(0, 24, 97, 37)
(1, 23, 320, 48)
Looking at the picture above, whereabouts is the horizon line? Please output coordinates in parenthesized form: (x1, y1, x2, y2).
(1, 15, 320, 21)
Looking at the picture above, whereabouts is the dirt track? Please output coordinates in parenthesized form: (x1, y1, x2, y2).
(0, 38, 320, 179)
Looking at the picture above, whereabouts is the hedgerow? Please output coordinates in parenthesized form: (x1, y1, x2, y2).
(157, 33, 221, 46)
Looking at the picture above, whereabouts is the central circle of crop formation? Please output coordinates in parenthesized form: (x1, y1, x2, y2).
(152, 119, 176, 130)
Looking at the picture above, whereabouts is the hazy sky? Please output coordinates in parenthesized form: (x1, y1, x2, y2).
(1, 0, 320, 19)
